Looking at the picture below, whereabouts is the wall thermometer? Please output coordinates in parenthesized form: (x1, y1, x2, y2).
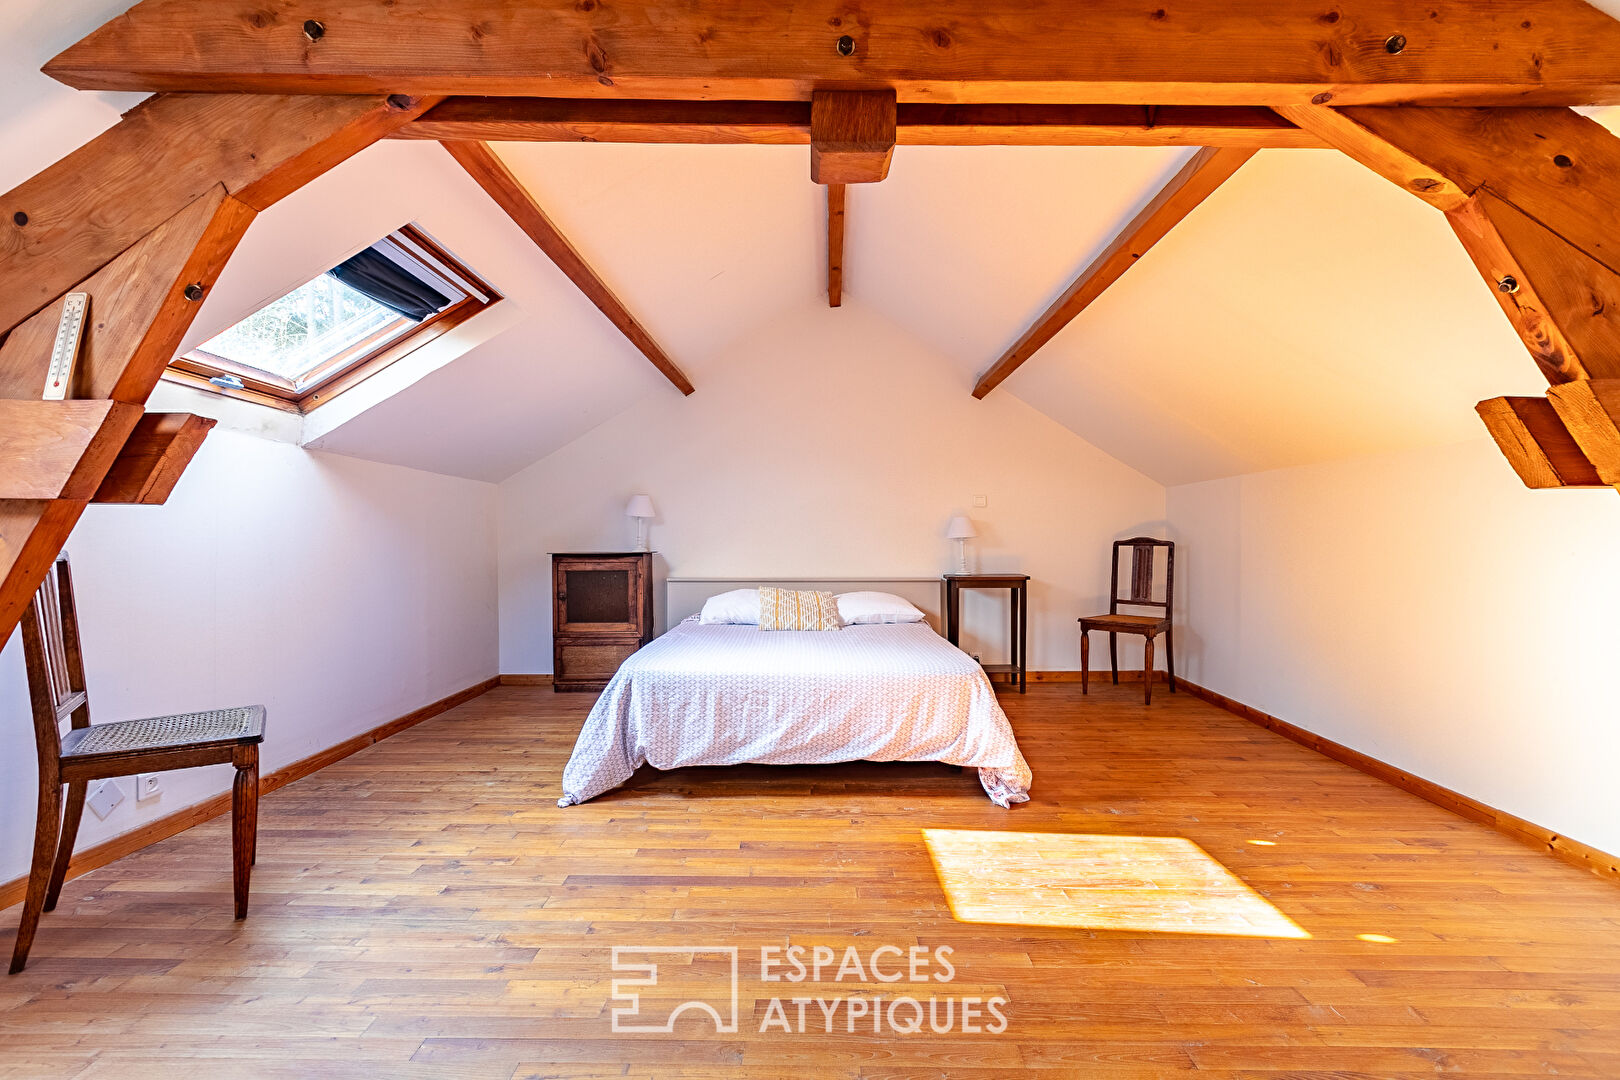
(43, 292, 89, 400)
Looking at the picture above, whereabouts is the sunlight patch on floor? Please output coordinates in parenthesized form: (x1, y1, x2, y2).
(922, 829, 1310, 939)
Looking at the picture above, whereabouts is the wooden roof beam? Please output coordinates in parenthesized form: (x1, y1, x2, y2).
(827, 185, 845, 308)
(45, 0, 1620, 107)
(0, 401, 142, 500)
(396, 100, 1326, 148)
(1, 93, 431, 340)
(0, 95, 427, 647)
(442, 141, 694, 396)
(1286, 103, 1620, 491)
(973, 146, 1255, 399)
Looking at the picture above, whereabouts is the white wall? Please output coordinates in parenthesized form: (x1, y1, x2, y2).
(1167, 437, 1620, 857)
(498, 299, 1167, 674)
(0, 427, 499, 884)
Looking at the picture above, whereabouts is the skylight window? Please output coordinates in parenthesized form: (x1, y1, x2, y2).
(168, 225, 499, 412)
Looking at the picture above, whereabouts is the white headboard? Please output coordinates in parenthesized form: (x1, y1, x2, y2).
(666, 578, 944, 633)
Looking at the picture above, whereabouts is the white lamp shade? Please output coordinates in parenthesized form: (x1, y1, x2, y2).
(944, 515, 977, 540)
(625, 494, 656, 520)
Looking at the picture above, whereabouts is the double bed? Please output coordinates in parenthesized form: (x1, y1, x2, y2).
(557, 579, 1032, 808)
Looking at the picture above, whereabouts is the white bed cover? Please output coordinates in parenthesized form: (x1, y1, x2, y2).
(558, 617, 1032, 807)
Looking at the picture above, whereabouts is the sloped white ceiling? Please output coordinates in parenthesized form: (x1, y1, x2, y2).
(7, 1, 1620, 487)
(990, 149, 1545, 485)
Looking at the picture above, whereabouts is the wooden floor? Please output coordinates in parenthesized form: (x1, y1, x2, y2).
(3, 683, 1619, 1078)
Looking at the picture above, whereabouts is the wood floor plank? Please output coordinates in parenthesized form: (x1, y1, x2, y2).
(2, 683, 1617, 1077)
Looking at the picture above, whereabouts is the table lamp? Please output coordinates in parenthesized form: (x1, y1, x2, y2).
(945, 515, 977, 574)
(626, 494, 655, 551)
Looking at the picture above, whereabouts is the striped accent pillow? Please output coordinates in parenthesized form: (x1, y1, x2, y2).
(757, 587, 842, 631)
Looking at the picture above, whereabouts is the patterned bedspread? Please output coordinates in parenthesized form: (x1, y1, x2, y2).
(558, 617, 1032, 807)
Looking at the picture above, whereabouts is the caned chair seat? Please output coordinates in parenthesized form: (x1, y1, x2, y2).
(10, 553, 267, 975)
(61, 705, 265, 761)
(1079, 613, 1169, 634)
(1079, 537, 1177, 705)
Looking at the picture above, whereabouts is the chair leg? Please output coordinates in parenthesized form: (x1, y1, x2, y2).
(10, 777, 63, 974)
(43, 780, 86, 912)
(231, 746, 259, 920)
(1109, 632, 1118, 685)
(1080, 629, 1089, 695)
(1166, 627, 1177, 693)
(1143, 635, 1155, 706)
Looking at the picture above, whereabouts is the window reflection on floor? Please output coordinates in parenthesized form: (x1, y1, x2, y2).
(922, 829, 1310, 939)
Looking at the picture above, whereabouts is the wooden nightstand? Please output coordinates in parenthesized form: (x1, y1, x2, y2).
(942, 573, 1030, 693)
(551, 552, 654, 692)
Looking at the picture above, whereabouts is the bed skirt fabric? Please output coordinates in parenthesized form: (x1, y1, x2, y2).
(558, 617, 1032, 807)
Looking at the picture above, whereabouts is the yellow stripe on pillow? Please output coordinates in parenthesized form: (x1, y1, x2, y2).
(757, 587, 842, 631)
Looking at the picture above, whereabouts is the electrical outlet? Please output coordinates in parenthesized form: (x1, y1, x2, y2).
(87, 780, 126, 821)
(136, 773, 162, 802)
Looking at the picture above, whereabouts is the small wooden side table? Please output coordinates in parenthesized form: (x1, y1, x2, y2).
(942, 574, 1030, 693)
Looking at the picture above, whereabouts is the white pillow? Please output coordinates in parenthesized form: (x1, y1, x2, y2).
(836, 591, 926, 625)
(699, 588, 761, 625)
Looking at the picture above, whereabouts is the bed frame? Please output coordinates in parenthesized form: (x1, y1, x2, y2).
(665, 578, 944, 634)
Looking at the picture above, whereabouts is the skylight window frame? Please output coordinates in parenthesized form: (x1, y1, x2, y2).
(166, 224, 500, 413)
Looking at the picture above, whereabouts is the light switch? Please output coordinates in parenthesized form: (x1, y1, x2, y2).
(973, 495, 987, 507)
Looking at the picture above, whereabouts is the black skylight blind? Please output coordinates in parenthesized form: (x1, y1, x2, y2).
(327, 246, 452, 322)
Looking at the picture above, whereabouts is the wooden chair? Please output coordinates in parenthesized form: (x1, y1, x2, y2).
(10, 553, 266, 974)
(1079, 538, 1176, 705)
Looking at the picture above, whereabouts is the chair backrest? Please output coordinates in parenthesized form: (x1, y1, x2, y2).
(18, 553, 91, 765)
(1109, 537, 1175, 616)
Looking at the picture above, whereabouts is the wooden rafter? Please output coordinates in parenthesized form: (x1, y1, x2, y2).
(45, 0, 1620, 107)
(1280, 103, 1620, 488)
(1, 94, 431, 339)
(0, 94, 431, 646)
(973, 146, 1255, 399)
(827, 185, 845, 309)
(0, 186, 256, 403)
(1445, 191, 1620, 387)
(397, 99, 1327, 149)
(1287, 106, 1620, 277)
(442, 141, 694, 396)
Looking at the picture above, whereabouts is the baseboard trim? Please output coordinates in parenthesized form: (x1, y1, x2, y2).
(499, 673, 554, 686)
(0, 676, 500, 912)
(499, 671, 1155, 687)
(1177, 678, 1620, 884)
(987, 669, 1169, 684)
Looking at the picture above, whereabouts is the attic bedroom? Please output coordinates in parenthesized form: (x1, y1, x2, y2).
(3, 1, 1620, 1076)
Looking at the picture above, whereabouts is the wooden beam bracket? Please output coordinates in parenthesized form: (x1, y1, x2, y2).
(1476, 396, 1605, 489)
(93, 412, 218, 504)
(811, 90, 897, 185)
(1547, 379, 1620, 486)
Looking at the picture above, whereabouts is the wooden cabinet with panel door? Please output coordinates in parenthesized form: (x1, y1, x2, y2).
(551, 553, 653, 691)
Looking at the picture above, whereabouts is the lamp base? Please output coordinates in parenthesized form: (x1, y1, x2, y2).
(954, 538, 969, 575)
